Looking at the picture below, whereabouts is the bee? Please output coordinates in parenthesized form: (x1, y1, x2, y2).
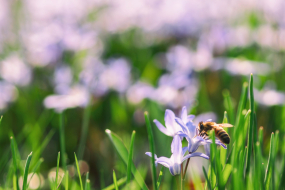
(198, 121, 233, 144)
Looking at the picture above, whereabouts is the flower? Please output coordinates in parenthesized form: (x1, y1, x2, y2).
(43, 85, 90, 113)
(153, 109, 183, 137)
(146, 135, 209, 176)
(175, 108, 226, 153)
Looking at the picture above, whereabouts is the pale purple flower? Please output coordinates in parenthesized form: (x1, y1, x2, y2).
(146, 135, 208, 176)
(175, 109, 226, 153)
(0, 81, 18, 110)
(153, 109, 183, 137)
(0, 54, 32, 86)
(43, 85, 90, 113)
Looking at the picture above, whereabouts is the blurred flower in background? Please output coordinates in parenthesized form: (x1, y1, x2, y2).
(1, 0, 285, 188)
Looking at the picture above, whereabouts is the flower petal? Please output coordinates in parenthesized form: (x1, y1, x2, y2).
(204, 144, 210, 157)
(215, 140, 227, 149)
(156, 156, 171, 168)
(165, 109, 179, 135)
(189, 136, 207, 153)
(175, 118, 188, 134)
(169, 162, 181, 176)
(153, 119, 172, 136)
(171, 135, 182, 155)
(181, 106, 188, 124)
(182, 147, 188, 156)
(145, 152, 158, 160)
(182, 152, 209, 162)
(187, 115, 195, 121)
(186, 120, 197, 138)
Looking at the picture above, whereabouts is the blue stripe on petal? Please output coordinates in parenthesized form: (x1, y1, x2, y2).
(169, 162, 181, 176)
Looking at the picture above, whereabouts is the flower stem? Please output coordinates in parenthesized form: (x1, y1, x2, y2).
(175, 175, 180, 190)
(183, 153, 192, 180)
(181, 164, 184, 190)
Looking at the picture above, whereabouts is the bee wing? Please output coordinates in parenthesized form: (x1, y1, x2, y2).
(217, 123, 233, 128)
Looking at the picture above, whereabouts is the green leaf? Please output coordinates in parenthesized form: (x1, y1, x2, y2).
(279, 136, 285, 190)
(210, 131, 218, 189)
(55, 152, 60, 190)
(32, 129, 55, 168)
(246, 74, 255, 176)
(59, 113, 67, 171)
(74, 153, 83, 190)
(222, 164, 232, 185)
(105, 129, 149, 190)
(220, 111, 228, 165)
(223, 90, 235, 125)
(22, 152, 33, 190)
(27, 158, 44, 188)
(144, 112, 157, 190)
(84, 172, 89, 190)
(113, 170, 119, 190)
(255, 142, 265, 190)
(102, 177, 127, 190)
(258, 127, 264, 155)
(234, 82, 248, 135)
(265, 133, 274, 189)
(77, 104, 91, 160)
(156, 167, 164, 190)
(10, 137, 20, 190)
(127, 131, 136, 188)
(203, 166, 212, 190)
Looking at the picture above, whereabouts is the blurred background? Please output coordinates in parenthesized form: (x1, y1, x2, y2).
(1, 0, 285, 189)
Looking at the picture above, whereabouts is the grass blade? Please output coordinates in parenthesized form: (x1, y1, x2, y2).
(102, 177, 127, 190)
(220, 111, 228, 165)
(77, 104, 91, 160)
(265, 133, 274, 189)
(105, 129, 148, 190)
(156, 167, 164, 189)
(113, 170, 119, 190)
(84, 172, 89, 190)
(10, 137, 20, 190)
(59, 112, 67, 171)
(279, 136, 285, 190)
(255, 142, 265, 190)
(246, 74, 255, 176)
(234, 82, 248, 133)
(258, 127, 264, 154)
(55, 152, 60, 190)
(144, 111, 157, 190)
(223, 90, 235, 125)
(74, 153, 84, 190)
(32, 129, 55, 167)
(203, 166, 212, 190)
(222, 164, 232, 186)
(27, 158, 44, 188)
(127, 131, 136, 188)
(22, 152, 33, 190)
(86, 179, 90, 190)
(65, 170, 69, 190)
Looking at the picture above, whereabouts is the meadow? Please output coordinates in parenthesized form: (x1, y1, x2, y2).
(0, 0, 285, 189)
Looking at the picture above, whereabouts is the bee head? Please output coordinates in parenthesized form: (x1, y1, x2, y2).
(198, 121, 204, 131)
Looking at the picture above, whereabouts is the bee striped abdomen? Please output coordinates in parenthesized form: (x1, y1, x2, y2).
(215, 129, 230, 144)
